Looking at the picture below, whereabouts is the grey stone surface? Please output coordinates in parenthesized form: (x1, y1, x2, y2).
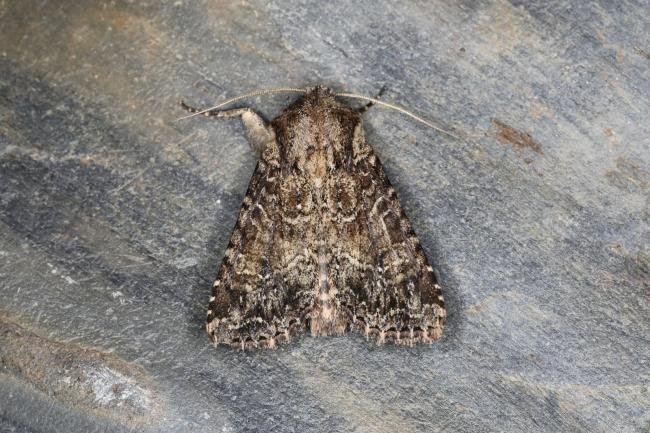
(0, 1, 648, 432)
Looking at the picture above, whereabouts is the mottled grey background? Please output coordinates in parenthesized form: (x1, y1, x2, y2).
(0, 1, 648, 432)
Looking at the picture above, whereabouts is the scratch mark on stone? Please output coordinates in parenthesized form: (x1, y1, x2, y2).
(109, 166, 149, 195)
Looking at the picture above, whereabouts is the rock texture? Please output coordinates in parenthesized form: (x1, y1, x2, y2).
(0, 1, 648, 432)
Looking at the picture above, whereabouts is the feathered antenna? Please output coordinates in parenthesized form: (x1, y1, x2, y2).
(178, 86, 459, 139)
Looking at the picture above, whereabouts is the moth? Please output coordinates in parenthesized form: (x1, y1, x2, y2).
(182, 86, 447, 349)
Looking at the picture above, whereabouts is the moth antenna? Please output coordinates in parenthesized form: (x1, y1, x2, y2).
(177, 87, 308, 121)
(336, 92, 460, 140)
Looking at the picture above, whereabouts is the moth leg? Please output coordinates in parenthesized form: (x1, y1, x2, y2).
(356, 85, 387, 114)
(180, 102, 272, 156)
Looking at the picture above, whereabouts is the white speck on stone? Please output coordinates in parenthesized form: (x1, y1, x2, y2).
(63, 275, 77, 284)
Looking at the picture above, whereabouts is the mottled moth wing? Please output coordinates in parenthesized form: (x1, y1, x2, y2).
(206, 158, 304, 349)
(342, 146, 446, 344)
(203, 86, 446, 348)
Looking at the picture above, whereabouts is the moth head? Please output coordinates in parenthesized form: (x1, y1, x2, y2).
(273, 86, 362, 174)
(305, 85, 335, 100)
(287, 85, 345, 113)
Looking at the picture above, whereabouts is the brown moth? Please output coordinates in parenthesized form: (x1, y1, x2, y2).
(182, 86, 446, 349)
